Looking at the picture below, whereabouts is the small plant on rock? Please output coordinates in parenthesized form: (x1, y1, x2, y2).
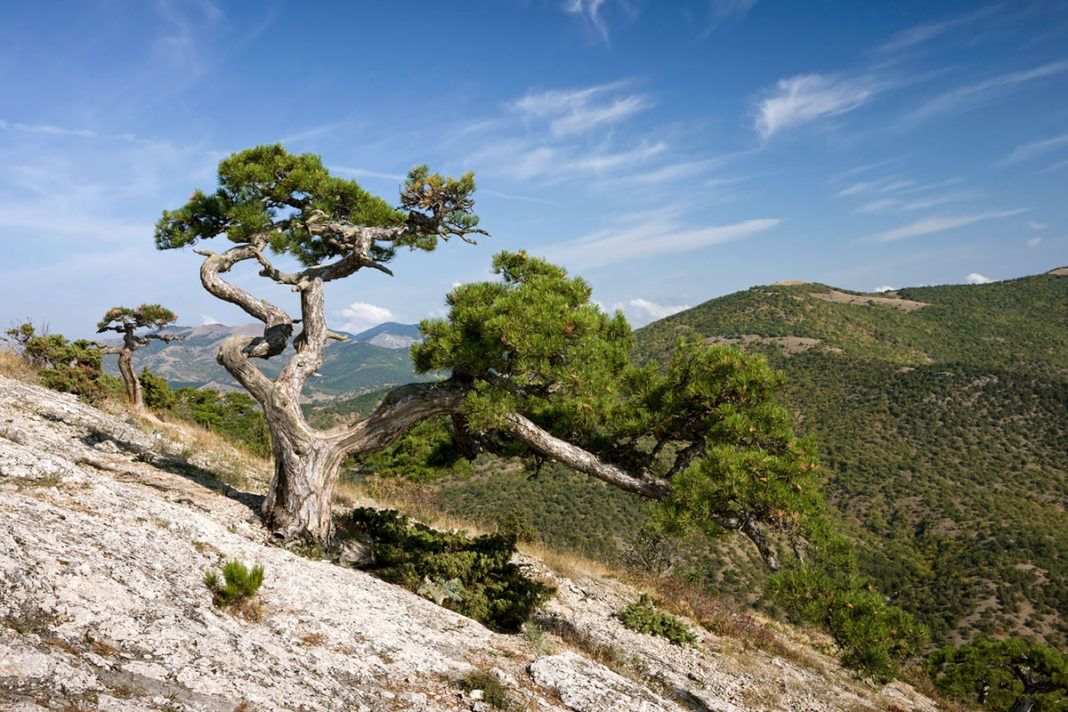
(459, 669, 513, 710)
(618, 594, 697, 646)
(204, 560, 265, 619)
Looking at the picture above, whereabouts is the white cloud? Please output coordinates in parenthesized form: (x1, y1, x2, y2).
(544, 214, 780, 268)
(1041, 159, 1068, 174)
(469, 139, 665, 182)
(201, 314, 221, 325)
(754, 73, 879, 140)
(512, 82, 650, 136)
(1027, 237, 1043, 248)
(872, 285, 896, 293)
(870, 209, 1029, 243)
(856, 199, 899, 214)
(628, 298, 689, 321)
(1029, 221, 1048, 231)
(336, 302, 394, 333)
(909, 61, 1068, 123)
(564, 0, 610, 42)
(332, 165, 406, 182)
(901, 190, 982, 211)
(876, 7, 995, 54)
(965, 272, 992, 284)
(995, 131, 1068, 168)
(836, 176, 914, 198)
(703, 0, 758, 33)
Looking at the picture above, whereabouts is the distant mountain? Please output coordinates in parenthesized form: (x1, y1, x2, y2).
(350, 322, 423, 350)
(103, 323, 428, 398)
(634, 268, 1068, 648)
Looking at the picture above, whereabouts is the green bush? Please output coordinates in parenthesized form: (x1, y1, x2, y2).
(927, 637, 1068, 711)
(459, 669, 513, 709)
(343, 507, 553, 632)
(204, 560, 265, 610)
(617, 594, 697, 646)
(767, 520, 927, 682)
(497, 506, 539, 544)
(4, 323, 118, 403)
(140, 368, 177, 411)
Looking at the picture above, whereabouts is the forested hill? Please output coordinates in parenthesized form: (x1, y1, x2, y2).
(634, 268, 1068, 648)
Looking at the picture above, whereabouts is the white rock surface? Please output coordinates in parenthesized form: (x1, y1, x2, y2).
(0, 376, 939, 711)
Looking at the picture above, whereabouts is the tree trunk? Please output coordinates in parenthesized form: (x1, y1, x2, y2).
(260, 420, 345, 542)
(117, 348, 143, 411)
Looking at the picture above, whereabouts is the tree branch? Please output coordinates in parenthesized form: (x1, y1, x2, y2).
(499, 411, 671, 499)
(196, 246, 293, 358)
(332, 379, 469, 455)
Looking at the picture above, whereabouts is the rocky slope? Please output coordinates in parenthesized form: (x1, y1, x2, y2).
(0, 376, 939, 711)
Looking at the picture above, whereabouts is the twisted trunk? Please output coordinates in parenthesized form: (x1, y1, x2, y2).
(117, 347, 143, 411)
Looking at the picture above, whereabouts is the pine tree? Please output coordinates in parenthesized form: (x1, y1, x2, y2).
(96, 304, 180, 410)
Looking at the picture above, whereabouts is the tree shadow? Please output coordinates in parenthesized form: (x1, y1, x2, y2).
(78, 426, 264, 517)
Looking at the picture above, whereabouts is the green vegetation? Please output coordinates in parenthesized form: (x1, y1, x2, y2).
(632, 274, 1068, 652)
(3, 323, 122, 403)
(617, 594, 697, 646)
(342, 507, 554, 632)
(204, 560, 265, 612)
(927, 637, 1068, 711)
(458, 669, 514, 709)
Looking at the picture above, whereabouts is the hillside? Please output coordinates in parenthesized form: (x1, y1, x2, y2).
(0, 375, 940, 711)
(634, 269, 1068, 648)
(103, 323, 426, 398)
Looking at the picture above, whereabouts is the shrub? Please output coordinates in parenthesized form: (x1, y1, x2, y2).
(140, 368, 177, 411)
(617, 594, 697, 646)
(204, 560, 265, 616)
(926, 637, 1068, 712)
(497, 506, 539, 544)
(342, 507, 553, 632)
(4, 323, 116, 403)
(767, 521, 927, 682)
(459, 669, 513, 710)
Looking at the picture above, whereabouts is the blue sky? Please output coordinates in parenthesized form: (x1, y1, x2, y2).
(1, 0, 1066, 338)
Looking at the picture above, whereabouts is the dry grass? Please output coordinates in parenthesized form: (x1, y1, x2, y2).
(0, 349, 38, 383)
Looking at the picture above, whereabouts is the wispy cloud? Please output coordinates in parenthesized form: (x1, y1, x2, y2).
(835, 175, 914, 197)
(965, 272, 992, 284)
(900, 190, 982, 211)
(332, 166, 406, 182)
(995, 131, 1068, 167)
(564, 0, 611, 43)
(543, 211, 780, 267)
(481, 189, 557, 205)
(908, 61, 1068, 123)
(468, 139, 665, 182)
(1041, 158, 1068, 174)
(869, 209, 1028, 243)
(702, 0, 758, 34)
(1028, 237, 1043, 248)
(513, 82, 650, 136)
(0, 120, 95, 138)
(754, 73, 880, 140)
(876, 7, 996, 54)
(856, 199, 899, 214)
(1029, 221, 1048, 230)
(628, 297, 689, 321)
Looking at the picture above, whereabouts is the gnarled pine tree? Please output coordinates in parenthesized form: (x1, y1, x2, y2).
(154, 145, 821, 560)
(157, 145, 921, 680)
(96, 304, 180, 410)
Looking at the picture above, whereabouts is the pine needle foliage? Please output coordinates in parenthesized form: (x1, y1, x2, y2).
(204, 560, 265, 610)
(342, 507, 553, 632)
(927, 637, 1068, 712)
